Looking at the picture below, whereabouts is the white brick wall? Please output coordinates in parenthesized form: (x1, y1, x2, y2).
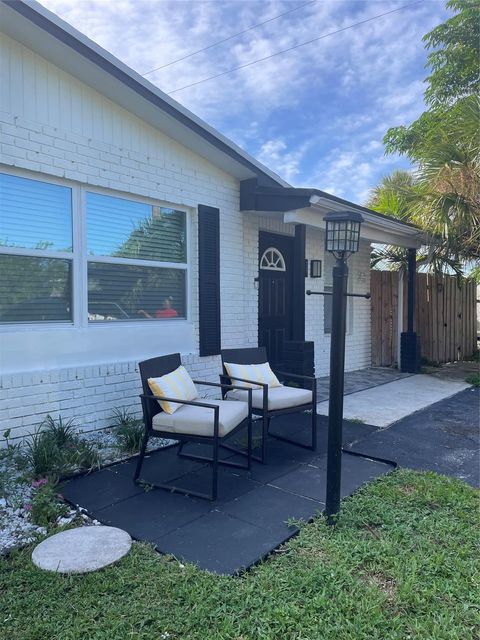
(0, 34, 247, 440)
(306, 233, 372, 376)
(0, 33, 372, 442)
(0, 355, 227, 440)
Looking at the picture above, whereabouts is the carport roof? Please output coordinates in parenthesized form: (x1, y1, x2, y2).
(240, 180, 425, 249)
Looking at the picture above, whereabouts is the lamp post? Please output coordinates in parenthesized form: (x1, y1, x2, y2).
(324, 211, 363, 524)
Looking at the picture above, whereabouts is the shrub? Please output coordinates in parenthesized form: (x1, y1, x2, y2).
(41, 415, 77, 447)
(111, 408, 144, 454)
(29, 479, 68, 528)
(465, 350, 479, 363)
(74, 440, 101, 471)
(24, 415, 101, 480)
(420, 357, 441, 368)
(0, 430, 31, 507)
(24, 426, 66, 480)
(0, 428, 25, 468)
(465, 373, 480, 387)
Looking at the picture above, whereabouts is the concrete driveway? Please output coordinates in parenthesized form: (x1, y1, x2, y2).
(317, 361, 476, 428)
(317, 374, 470, 427)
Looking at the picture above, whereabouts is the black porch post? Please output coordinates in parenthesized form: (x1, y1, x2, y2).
(292, 224, 306, 341)
(401, 248, 421, 373)
(285, 224, 315, 381)
(325, 258, 349, 524)
(407, 247, 416, 333)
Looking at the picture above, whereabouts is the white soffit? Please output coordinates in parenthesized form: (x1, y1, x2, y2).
(284, 205, 423, 249)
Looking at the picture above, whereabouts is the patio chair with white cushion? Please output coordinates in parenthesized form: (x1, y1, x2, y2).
(135, 353, 252, 501)
(220, 347, 317, 464)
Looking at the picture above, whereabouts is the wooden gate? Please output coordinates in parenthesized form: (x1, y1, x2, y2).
(371, 271, 477, 366)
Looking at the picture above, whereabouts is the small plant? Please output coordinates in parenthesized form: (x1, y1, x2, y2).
(41, 415, 77, 447)
(2, 428, 14, 450)
(465, 373, 480, 387)
(24, 426, 66, 480)
(28, 479, 68, 528)
(350, 417, 366, 424)
(286, 517, 307, 529)
(24, 415, 101, 480)
(420, 357, 442, 368)
(74, 440, 101, 471)
(111, 408, 144, 454)
(0, 428, 25, 467)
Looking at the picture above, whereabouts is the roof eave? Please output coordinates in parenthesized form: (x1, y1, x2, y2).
(240, 180, 425, 249)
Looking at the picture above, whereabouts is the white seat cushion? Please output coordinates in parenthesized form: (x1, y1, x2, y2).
(152, 399, 248, 438)
(226, 385, 312, 411)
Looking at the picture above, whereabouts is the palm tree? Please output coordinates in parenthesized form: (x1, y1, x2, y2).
(368, 96, 480, 274)
(412, 95, 479, 261)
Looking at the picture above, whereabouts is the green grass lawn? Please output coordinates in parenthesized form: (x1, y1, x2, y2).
(1, 469, 478, 640)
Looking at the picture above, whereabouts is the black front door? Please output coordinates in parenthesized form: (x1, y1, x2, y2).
(258, 232, 294, 369)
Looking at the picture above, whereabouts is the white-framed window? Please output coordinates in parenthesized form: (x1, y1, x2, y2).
(86, 192, 187, 322)
(0, 169, 189, 326)
(0, 172, 74, 323)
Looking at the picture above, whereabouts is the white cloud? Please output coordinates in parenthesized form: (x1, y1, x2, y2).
(309, 150, 375, 199)
(256, 138, 309, 183)
(37, 0, 449, 202)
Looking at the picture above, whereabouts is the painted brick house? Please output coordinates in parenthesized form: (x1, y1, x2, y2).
(0, 0, 423, 440)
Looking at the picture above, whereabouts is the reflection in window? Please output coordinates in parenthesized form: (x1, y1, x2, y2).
(0, 172, 73, 324)
(86, 192, 187, 322)
(0, 255, 72, 323)
(0, 173, 72, 252)
(0, 173, 189, 325)
(87, 262, 186, 321)
(86, 192, 186, 262)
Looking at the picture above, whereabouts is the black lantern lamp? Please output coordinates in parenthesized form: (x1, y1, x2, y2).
(324, 211, 363, 259)
(324, 211, 363, 524)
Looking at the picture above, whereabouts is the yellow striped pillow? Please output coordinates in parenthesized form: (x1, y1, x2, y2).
(148, 365, 198, 415)
(224, 362, 281, 389)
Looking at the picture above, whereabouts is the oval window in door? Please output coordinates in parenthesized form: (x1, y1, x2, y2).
(259, 247, 286, 271)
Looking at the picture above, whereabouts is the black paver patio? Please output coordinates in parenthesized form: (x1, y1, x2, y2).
(62, 414, 392, 575)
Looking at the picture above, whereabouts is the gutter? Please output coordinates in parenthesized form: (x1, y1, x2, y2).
(309, 195, 424, 240)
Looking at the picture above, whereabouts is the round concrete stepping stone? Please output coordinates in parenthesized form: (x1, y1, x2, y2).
(32, 526, 132, 574)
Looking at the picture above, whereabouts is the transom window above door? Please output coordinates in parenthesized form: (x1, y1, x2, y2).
(260, 247, 286, 272)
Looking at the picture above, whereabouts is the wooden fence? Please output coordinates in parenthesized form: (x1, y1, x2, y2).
(371, 271, 477, 366)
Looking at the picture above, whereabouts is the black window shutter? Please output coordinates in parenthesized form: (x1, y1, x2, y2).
(198, 204, 221, 356)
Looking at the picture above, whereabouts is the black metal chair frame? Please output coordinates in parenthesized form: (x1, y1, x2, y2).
(135, 354, 252, 501)
(220, 347, 317, 464)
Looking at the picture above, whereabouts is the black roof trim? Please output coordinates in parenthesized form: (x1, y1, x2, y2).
(240, 180, 420, 231)
(4, 0, 283, 188)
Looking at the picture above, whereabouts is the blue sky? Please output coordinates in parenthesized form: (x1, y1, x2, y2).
(40, 0, 448, 204)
